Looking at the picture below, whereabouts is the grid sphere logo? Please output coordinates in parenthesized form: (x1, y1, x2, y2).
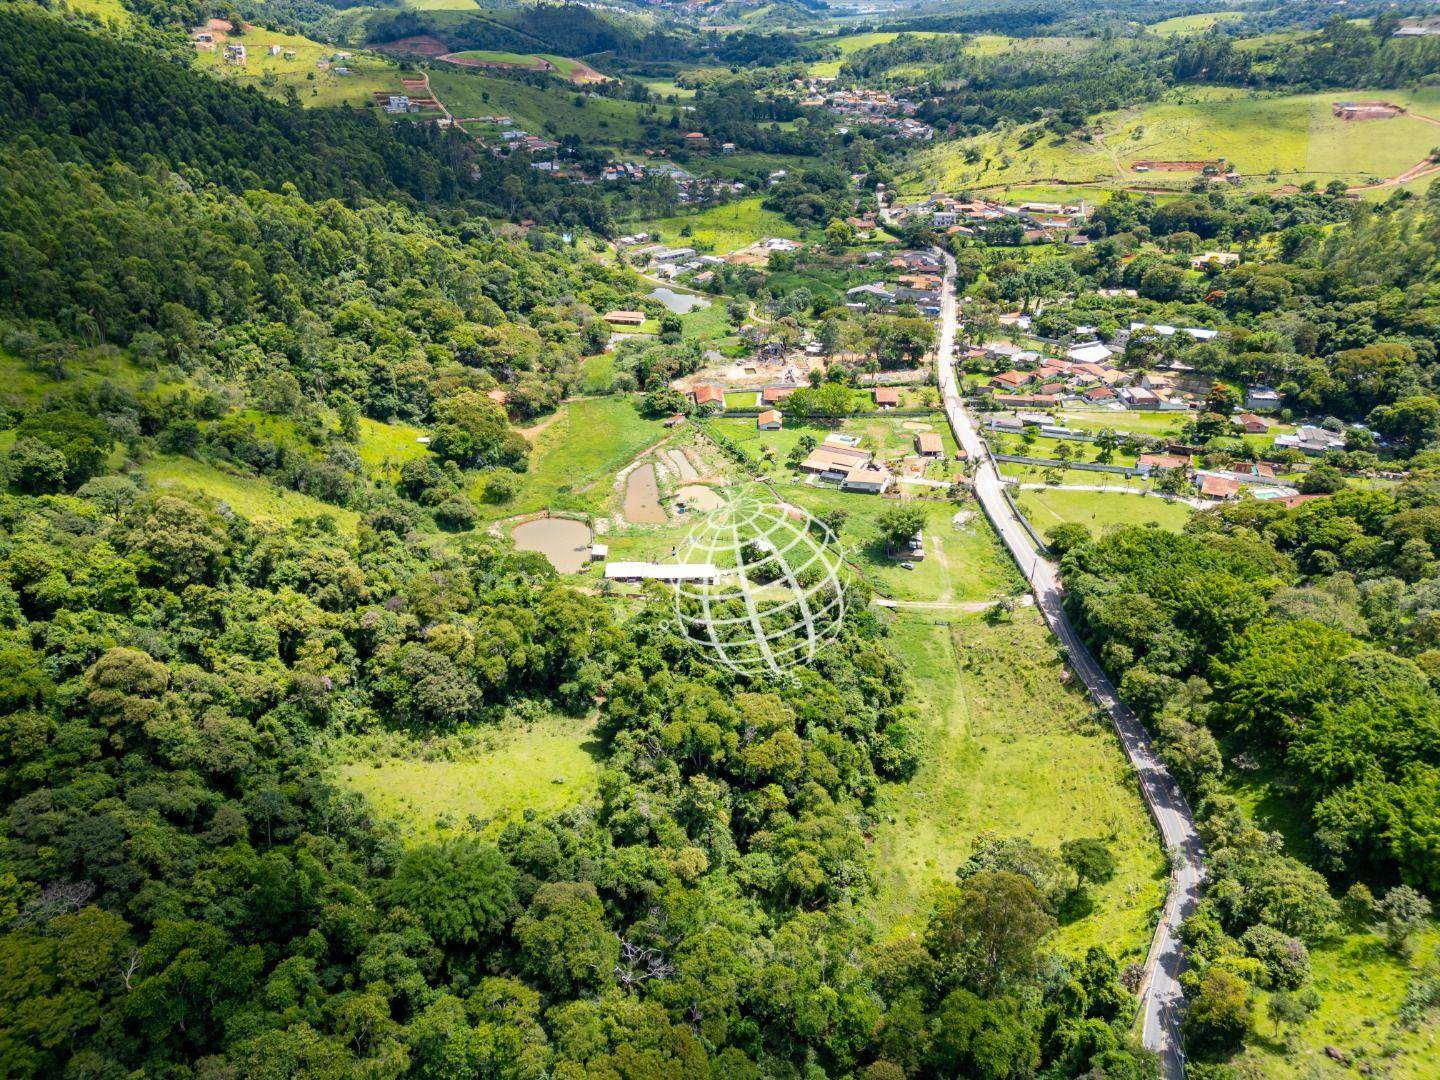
(670, 487, 847, 678)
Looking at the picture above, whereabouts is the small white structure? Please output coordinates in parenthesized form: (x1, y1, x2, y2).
(1067, 341, 1116, 364)
(605, 562, 719, 583)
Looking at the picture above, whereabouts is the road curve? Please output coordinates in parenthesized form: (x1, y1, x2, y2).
(932, 251, 1206, 1079)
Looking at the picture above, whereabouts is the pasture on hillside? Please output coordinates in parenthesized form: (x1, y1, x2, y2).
(470, 396, 667, 522)
(192, 24, 401, 107)
(1147, 11, 1245, 35)
(908, 86, 1440, 195)
(634, 197, 805, 253)
(333, 712, 603, 841)
(432, 69, 674, 146)
(868, 610, 1168, 957)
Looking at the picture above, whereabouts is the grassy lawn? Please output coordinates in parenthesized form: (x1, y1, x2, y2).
(868, 611, 1168, 959)
(711, 412, 956, 469)
(1001, 463, 1154, 491)
(1148, 11, 1245, 34)
(1060, 408, 1193, 437)
(780, 484, 1022, 604)
(68, 0, 131, 24)
(909, 87, 1440, 193)
(633, 197, 804, 254)
(991, 431, 1142, 469)
(473, 396, 666, 521)
(142, 456, 361, 530)
(432, 69, 675, 148)
(1224, 773, 1440, 1073)
(333, 713, 602, 841)
(193, 26, 399, 107)
(356, 417, 429, 480)
(1016, 487, 1193, 535)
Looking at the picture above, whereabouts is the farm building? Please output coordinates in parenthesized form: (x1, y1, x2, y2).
(841, 465, 891, 494)
(873, 387, 901, 408)
(762, 385, 799, 404)
(603, 310, 645, 326)
(691, 384, 726, 412)
(1197, 475, 1241, 500)
(1138, 453, 1189, 472)
(757, 409, 783, 430)
(915, 433, 944, 457)
(798, 444, 872, 480)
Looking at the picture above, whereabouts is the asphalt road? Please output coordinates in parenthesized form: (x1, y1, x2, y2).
(932, 251, 1206, 1079)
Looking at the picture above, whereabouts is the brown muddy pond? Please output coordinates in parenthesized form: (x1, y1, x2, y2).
(623, 463, 667, 524)
(511, 517, 593, 573)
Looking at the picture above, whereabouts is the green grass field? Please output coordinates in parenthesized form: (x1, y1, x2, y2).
(1016, 487, 1194, 535)
(908, 87, 1440, 194)
(193, 26, 401, 107)
(868, 611, 1168, 957)
(1230, 927, 1440, 1078)
(357, 417, 430, 480)
(473, 397, 666, 521)
(433, 69, 675, 148)
(143, 456, 361, 530)
(805, 31, 1082, 77)
(66, 0, 131, 24)
(1148, 11, 1245, 35)
(633, 197, 804, 253)
(334, 713, 602, 840)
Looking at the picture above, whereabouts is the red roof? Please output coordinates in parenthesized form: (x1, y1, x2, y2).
(873, 387, 901, 405)
(1199, 475, 1240, 498)
(692, 384, 725, 405)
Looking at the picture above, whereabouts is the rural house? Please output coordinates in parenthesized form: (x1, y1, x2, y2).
(691, 384, 726, 412)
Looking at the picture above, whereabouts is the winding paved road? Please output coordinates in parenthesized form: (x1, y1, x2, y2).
(932, 251, 1206, 1079)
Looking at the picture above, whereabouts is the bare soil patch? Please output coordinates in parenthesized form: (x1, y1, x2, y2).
(372, 35, 449, 57)
(1131, 159, 1224, 172)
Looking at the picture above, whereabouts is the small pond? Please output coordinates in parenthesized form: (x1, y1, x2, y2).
(511, 517, 593, 574)
(623, 463, 667, 524)
(647, 287, 711, 315)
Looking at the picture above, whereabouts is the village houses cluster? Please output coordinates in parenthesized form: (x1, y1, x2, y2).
(893, 193, 1094, 245)
(795, 78, 936, 140)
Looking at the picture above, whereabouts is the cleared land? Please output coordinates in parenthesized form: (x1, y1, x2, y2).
(472, 397, 666, 521)
(334, 713, 602, 840)
(869, 611, 1168, 957)
(143, 457, 361, 530)
(1016, 486, 1194, 534)
(908, 87, 1440, 195)
(440, 50, 605, 84)
(193, 25, 401, 107)
(357, 417, 430, 480)
(634, 197, 804, 253)
(433, 69, 674, 147)
(1147, 11, 1245, 35)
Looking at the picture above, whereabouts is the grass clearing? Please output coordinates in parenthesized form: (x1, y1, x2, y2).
(1147, 11, 1245, 35)
(357, 417, 429, 480)
(67, 0, 131, 24)
(909, 88, 1440, 194)
(433, 69, 675, 147)
(633, 197, 804, 253)
(869, 611, 1168, 957)
(1015, 487, 1193, 534)
(473, 396, 665, 521)
(193, 26, 400, 107)
(334, 713, 602, 841)
(142, 456, 360, 530)
(785, 484, 1021, 604)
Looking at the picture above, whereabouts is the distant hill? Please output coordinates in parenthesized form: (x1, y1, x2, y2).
(364, 2, 687, 60)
